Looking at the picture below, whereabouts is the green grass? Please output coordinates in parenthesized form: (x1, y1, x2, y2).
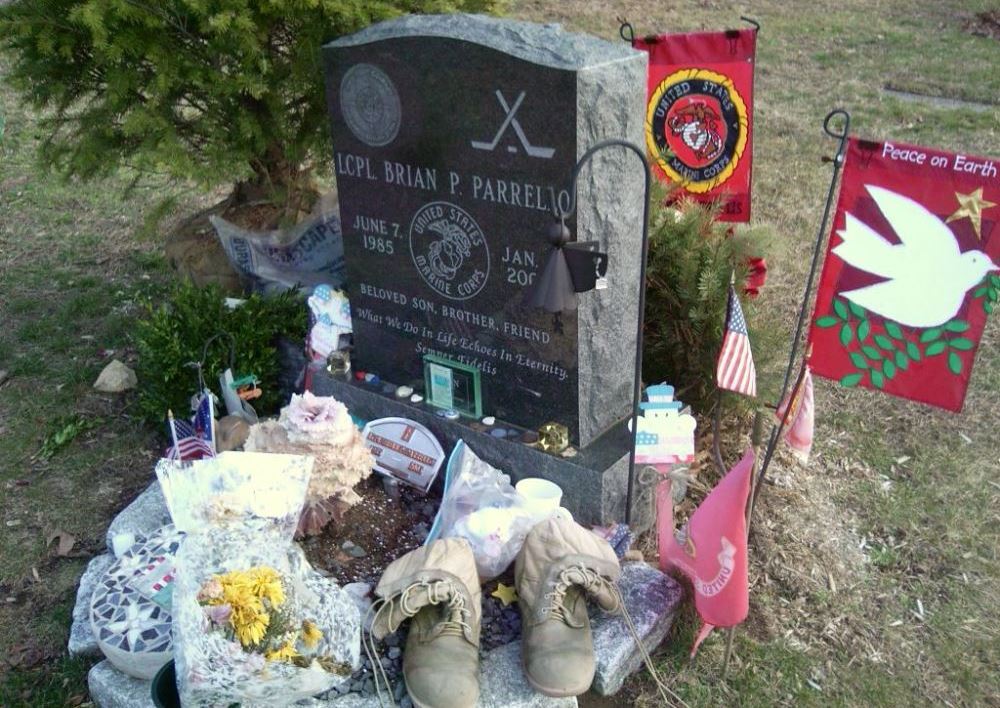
(2, 0, 1000, 704)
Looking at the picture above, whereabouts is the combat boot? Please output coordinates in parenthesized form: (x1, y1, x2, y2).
(515, 517, 621, 697)
(371, 538, 481, 708)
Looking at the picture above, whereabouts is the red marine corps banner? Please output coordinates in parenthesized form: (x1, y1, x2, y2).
(808, 138, 1000, 411)
(634, 28, 757, 222)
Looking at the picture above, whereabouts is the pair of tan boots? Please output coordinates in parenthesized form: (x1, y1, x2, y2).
(369, 517, 622, 708)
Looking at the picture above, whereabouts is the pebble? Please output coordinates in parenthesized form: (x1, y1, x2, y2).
(384, 633, 400, 648)
(490, 428, 506, 438)
(382, 383, 397, 394)
(410, 393, 424, 403)
(388, 647, 402, 660)
(520, 430, 540, 444)
(481, 416, 496, 426)
(365, 373, 380, 384)
(396, 385, 414, 398)
(354, 370, 367, 381)
(400, 697, 413, 708)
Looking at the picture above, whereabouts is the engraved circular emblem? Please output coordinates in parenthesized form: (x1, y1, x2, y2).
(409, 202, 489, 301)
(645, 68, 748, 193)
(340, 63, 401, 147)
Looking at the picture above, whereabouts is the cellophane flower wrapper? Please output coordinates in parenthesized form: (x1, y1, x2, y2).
(156, 451, 313, 540)
(158, 452, 360, 706)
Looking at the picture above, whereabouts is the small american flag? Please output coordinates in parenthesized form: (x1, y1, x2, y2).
(166, 392, 215, 460)
(716, 285, 757, 397)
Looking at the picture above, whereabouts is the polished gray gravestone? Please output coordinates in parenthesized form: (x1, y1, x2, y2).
(323, 14, 647, 448)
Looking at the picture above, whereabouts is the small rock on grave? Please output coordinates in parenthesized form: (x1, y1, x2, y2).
(93, 360, 137, 393)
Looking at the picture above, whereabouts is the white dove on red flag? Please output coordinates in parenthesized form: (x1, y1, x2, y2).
(834, 185, 997, 327)
(808, 137, 999, 412)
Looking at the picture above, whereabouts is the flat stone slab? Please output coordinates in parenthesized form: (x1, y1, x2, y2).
(479, 640, 577, 708)
(590, 561, 683, 696)
(88, 660, 156, 708)
(68, 553, 114, 657)
(105, 482, 170, 555)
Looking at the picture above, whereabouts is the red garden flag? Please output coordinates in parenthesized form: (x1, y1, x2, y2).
(660, 449, 754, 656)
(716, 284, 757, 396)
(634, 28, 757, 222)
(808, 138, 1000, 411)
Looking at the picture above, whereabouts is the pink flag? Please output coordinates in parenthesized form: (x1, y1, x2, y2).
(660, 449, 753, 656)
(776, 366, 814, 463)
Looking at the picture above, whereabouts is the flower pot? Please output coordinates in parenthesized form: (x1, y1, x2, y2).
(150, 660, 179, 708)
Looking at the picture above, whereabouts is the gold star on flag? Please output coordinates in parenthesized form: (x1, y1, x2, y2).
(490, 582, 518, 607)
(945, 188, 997, 241)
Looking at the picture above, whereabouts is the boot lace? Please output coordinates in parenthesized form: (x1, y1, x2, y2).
(542, 564, 619, 623)
(399, 579, 473, 637)
(541, 563, 689, 708)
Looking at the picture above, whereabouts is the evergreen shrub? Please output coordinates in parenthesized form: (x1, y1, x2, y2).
(642, 192, 773, 412)
(135, 282, 307, 424)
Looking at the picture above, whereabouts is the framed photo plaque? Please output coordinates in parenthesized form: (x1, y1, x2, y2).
(422, 354, 483, 418)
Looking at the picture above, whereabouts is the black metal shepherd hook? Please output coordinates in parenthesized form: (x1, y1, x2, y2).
(749, 109, 851, 515)
(546, 139, 652, 526)
(617, 17, 635, 44)
(187, 331, 237, 392)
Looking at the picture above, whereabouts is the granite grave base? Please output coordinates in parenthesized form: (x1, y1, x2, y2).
(86, 559, 680, 707)
(311, 371, 653, 530)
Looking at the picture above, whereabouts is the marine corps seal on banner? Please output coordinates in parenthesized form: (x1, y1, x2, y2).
(635, 27, 757, 222)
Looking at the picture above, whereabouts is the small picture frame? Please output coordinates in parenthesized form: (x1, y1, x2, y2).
(422, 354, 483, 418)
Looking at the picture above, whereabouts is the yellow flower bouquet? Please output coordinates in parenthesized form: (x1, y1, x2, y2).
(197, 566, 323, 663)
(159, 452, 361, 705)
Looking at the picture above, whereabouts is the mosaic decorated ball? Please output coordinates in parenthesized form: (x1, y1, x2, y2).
(90, 525, 185, 679)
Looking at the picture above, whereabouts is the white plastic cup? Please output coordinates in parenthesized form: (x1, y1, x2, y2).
(515, 478, 563, 517)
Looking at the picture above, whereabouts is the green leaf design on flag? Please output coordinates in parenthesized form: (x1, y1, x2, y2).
(885, 321, 904, 339)
(848, 301, 866, 318)
(834, 299, 849, 320)
(874, 335, 894, 349)
(990, 290, 998, 303)
(974, 286, 989, 298)
(840, 323, 853, 346)
(858, 320, 871, 341)
(944, 320, 969, 333)
(925, 341, 947, 356)
(815, 316, 839, 328)
(948, 351, 962, 375)
(840, 373, 863, 387)
(987, 301, 994, 314)
(920, 328, 942, 343)
(862, 345, 882, 359)
(895, 351, 909, 370)
(871, 370, 885, 389)
(849, 352, 869, 369)
(906, 341, 921, 360)
(949, 338, 974, 351)
(883, 360, 897, 378)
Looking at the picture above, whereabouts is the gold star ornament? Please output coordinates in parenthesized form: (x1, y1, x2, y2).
(945, 188, 997, 241)
(491, 582, 518, 607)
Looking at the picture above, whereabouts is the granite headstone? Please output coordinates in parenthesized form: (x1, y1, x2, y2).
(323, 14, 647, 446)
